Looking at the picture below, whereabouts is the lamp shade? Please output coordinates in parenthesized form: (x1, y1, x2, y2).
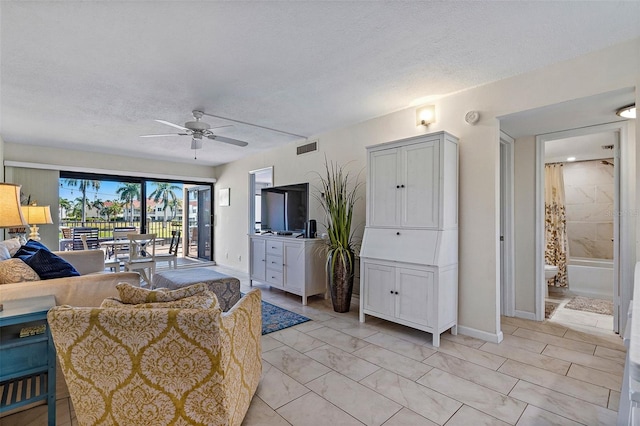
(0, 183, 27, 228)
(23, 205, 53, 225)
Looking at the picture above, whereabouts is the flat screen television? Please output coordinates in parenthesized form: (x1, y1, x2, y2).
(260, 183, 309, 233)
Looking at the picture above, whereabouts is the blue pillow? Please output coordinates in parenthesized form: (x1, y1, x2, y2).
(13, 240, 51, 259)
(19, 249, 80, 280)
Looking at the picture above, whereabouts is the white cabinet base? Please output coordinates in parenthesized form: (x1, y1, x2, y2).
(249, 235, 327, 305)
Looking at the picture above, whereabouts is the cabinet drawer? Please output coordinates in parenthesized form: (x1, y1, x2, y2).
(1, 339, 48, 377)
(266, 241, 283, 255)
(266, 254, 284, 272)
(266, 270, 284, 285)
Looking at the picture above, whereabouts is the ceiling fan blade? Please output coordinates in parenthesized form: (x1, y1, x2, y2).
(155, 119, 189, 131)
(140, 133, 190, 138)
(208, 135, 249, 147)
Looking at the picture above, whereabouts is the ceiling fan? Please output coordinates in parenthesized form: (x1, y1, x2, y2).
(140, 110, 250, 155)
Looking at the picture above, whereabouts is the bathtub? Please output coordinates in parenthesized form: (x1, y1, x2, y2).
(566, 257, 613, 301)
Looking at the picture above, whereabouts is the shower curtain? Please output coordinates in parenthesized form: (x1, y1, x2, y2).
(545, 164, 568, 287)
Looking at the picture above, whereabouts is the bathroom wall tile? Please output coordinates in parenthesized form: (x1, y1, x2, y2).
(516, 405, 582, 426)
(262, 346, 332, 384)
(479, 342, 570, 375)
(360, 369, 461, 425)
(423, 352, 518, 394)
(416, 369, 526, 424)
(509, 380, 617, 425)
(436, 339, 507, 370)
(306, 371, 402, 426)
(566, 364, 623, 390)
(596, 222, 614, 242)
(567, 236, 596, 259)
(381, 408, 438, 426)
(352, 344, 433, 380)
(498, 359, 609, 406)
(566, 203, 614, 222)
(512, 327, 596, 354)
(542, 345, 624, 375)
(276, 392, 363, 426)
(305, 344, 380, 381)
(566, 222, 596, 242)
(592, 240, 614, 259)
(596, 183, 615, 203)
(564, 185, 596, 205)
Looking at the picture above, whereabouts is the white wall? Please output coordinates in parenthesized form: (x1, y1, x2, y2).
(214, 38, 639, 339)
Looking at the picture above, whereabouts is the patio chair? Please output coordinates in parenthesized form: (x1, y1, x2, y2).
(71, 227, 99, 250)
(123, 233, 157, 285)
(155, 230, 180, 269)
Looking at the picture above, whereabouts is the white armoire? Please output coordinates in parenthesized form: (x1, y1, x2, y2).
(359, 131, 458, 347)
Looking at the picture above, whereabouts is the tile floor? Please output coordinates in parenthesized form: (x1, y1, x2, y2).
(1, 266, 625, 426)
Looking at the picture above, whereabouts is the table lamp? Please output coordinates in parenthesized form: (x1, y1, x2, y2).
(22, 204, 53, 241)
(0, 183, 27, 228)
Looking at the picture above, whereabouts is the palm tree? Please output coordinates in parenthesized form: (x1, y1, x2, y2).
(59, 198, 72, 220)
(149, 182, 181, 228)
(116, 183, 140, 226)
(89, 199, 104, 219)
(100, 201, 123, 222)
(63, 179, 101, 224)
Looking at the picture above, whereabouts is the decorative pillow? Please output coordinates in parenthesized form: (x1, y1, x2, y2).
(100, 291, 219, 310)
(13, 240, 51, 259)
(0, 245, 10, 261)
(20, 249, 80, 280)
(0, 238, 22, 257)
(0, 258, 41, 284)
(116, 282, 211, 304)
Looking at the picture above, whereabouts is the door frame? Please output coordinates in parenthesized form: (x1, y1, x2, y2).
(248, 167, 274, 235)
(500, 131, 516, 317)
(535, 122, 630, 331)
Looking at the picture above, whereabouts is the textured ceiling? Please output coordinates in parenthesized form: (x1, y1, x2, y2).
(2, 1, 639, 166)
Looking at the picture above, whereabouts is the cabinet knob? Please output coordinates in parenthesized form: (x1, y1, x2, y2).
(390, 290, 394, 294)
(396, 185, 400, 189)
(396, 232, 400, 236)
(395, 291, 399, 295)
(400, 184, 405, 188)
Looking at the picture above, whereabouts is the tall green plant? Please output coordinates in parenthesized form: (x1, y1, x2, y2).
(316, 160, 362, 278)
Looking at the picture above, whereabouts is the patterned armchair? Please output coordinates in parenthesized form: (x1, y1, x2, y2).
(47, 288, 262, 425)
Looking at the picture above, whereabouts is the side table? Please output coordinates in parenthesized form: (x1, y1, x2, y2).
(0, 295, 56, 425)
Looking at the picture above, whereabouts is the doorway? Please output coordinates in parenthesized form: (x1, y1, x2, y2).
(536, 123, 626, 333)
(186, 185, 213, 260)
(248, 167, 273, 234)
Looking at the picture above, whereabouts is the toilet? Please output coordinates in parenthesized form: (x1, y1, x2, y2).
(544, 264, 559, 297)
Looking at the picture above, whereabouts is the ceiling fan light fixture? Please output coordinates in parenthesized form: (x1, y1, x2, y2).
(616, 104, 636, 119)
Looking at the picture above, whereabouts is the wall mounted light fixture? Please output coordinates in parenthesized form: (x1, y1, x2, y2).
(616, 104, 636, 119)
(416, 105, 436, 126)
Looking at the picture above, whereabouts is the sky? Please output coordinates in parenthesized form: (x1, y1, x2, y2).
(59, 179, 184, 203)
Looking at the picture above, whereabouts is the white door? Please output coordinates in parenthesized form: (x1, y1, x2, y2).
(369, 148, 400, 227)
(401, 141, 439, 228)
(284, 242, 304, 293)
(396, 267, 434, 326)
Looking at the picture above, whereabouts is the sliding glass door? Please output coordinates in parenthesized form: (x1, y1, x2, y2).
(186, 185, 212, 260)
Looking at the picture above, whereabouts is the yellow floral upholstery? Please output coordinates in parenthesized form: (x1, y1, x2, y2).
(47, 288, 262, 426)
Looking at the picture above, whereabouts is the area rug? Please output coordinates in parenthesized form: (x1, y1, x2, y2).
(545, 301, 559, 319)
(261, 299, 311, 335)
(565, 296, 613, 316)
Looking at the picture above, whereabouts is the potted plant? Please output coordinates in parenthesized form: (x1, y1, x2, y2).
(317, 160, 362, 313)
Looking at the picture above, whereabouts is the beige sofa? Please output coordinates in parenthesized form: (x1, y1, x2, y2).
(0, 249, 141, 401)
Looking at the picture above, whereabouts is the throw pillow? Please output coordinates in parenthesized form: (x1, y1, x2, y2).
(0, 259, 41, 284)
(100, 291, 219, 310)
(13, 240, 50, 259)
(0, 244, 10, 261)
(20, 249, 80, 280)
(116, 282, 211, 304)
(0, 238, 22, 257)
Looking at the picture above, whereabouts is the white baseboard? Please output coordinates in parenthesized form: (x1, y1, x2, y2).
(458, 325, 504, 344)
(514, 310, 536, 321)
